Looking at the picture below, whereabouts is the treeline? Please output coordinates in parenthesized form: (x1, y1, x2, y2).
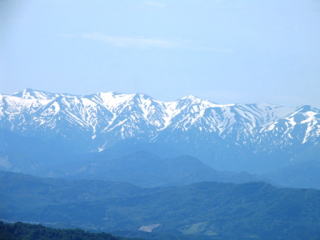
(0, 221, 137, 240)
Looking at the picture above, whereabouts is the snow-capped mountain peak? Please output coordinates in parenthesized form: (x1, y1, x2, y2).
(93, 92, 135, 112)
(262, 105, 320, 145)
(13, 88, 56, 100)
(0, 89, 319, 150)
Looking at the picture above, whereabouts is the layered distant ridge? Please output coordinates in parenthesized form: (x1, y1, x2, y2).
(0, 89, 319, 173)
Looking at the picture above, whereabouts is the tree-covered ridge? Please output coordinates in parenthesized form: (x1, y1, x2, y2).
(1, 171, 320, 240)
(0, 221, 137, 240)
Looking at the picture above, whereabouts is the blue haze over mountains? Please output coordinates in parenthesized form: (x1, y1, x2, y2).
(0, 89, 319, 189)
(2, 0, 320, 107)
(1, 1, 320, 239)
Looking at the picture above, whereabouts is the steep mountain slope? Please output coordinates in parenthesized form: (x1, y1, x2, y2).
(262, 105, 320, 145)
(1, 171, 320, 240)
(0, 89, 319, 174)
(0, 89, 294, 145)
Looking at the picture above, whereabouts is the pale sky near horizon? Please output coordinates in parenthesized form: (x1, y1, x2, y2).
(0, 0, 319, 105)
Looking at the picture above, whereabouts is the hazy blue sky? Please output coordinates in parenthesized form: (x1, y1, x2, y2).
(0, 0, 319, 105)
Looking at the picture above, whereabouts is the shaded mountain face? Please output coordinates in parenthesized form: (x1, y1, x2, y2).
(0, 89, 319, 174)
(41, 151, 258, 187)
(1, 171, 320, 240)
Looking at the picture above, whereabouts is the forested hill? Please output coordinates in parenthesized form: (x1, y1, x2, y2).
(2, 171, 320, 239)
(0, 221, 138, 240)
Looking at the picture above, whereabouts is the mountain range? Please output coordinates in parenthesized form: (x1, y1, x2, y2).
(1, 171, 320, 240)
(1, 89, 320, 239)
(0, 89, 319, 186)
(2, 89, 319, 147)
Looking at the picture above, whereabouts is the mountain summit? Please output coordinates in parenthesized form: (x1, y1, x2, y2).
(0, 89, 319, 173)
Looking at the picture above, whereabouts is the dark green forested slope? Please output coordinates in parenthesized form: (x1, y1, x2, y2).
(0, 221, 137, 240)
(1, 171, 320, 240)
